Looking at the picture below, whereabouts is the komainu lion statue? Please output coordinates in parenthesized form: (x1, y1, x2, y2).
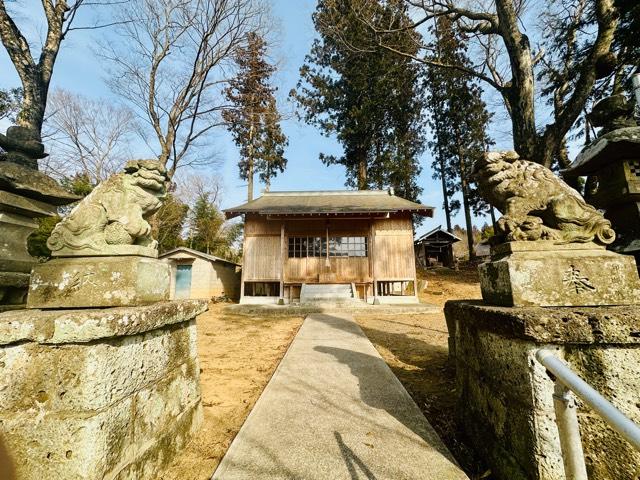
(473, 151, 615, 246)
(47, 160, 169, 256)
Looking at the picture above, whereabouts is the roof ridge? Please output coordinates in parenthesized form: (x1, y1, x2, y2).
(261, 190, 391, 196)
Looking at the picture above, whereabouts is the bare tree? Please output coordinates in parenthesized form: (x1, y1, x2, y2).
(347, 0, 619, 168)
(100, 0, 267, 178)
(0, 1, 117, 140)
(41, 88, 136, 182)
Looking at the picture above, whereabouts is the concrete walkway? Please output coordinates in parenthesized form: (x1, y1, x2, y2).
(212, 313, 468, 480)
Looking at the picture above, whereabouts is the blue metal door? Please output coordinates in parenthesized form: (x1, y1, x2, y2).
(175, 264, 192, 299)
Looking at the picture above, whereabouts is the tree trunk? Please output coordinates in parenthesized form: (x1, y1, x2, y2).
(490, 206, 497, 230)
(247, 123, 255, 201)
(439, 156, 452, 232)
(454, 130, 475, 261)
(495, 0, 538, 162)
(357, 148, 367, 189)
(16, 75, 47, 137)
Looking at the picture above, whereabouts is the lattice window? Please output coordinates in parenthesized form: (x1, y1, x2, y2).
(628, 160, 640, 178)
(288, 236, 368, 258)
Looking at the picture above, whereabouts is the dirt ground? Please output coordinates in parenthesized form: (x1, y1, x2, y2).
(354, 264, 489, 479)
(161, 265, 484, 479)
(159, 305, 303, 480)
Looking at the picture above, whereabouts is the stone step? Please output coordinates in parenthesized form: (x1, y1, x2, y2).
(300, 283, 354, 303)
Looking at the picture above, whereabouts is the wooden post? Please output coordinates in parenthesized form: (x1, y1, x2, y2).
(411, 222, 420, 300)
(279, 222, 285, 301)
(239, 217, 247, 303)
(370, 219, 376, 302)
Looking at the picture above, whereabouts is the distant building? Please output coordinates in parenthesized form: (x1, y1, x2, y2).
(224, 190, 434, 304)
(414, 226, 461, 268)
(474, 243, 491, 259)
(160, 247, 241, 301)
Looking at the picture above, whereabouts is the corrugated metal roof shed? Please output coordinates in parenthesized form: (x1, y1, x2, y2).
(224, 190, 434, 219)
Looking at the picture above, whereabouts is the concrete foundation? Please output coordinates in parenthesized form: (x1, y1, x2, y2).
(445, 300, 640, 480)
(0, 300, 207, 480)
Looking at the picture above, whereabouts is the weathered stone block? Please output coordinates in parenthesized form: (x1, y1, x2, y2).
(0, 396, 136, 480)
(445, 300, 640, 480)
(0, 321, 196, 412)
(479, 241, 640, 306)
(0, 300, 207, 480)
(27, 256, 170, 308)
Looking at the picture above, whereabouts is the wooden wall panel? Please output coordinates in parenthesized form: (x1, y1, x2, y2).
(245, 215, 281, 235)
(374, 235, 415, 280)
(285, 257, 369, 283)
(284, 219, 370, 236)
(373, 215, 416, 280)
(243, 236, 281, 281)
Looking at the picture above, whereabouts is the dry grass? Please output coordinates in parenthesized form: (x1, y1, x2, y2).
(355, 264, 492, 479)
(159, 304, 303, 480)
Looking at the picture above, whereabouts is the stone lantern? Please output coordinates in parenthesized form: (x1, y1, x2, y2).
(0, 126, 79, 310)
(564, 94, 640, 263)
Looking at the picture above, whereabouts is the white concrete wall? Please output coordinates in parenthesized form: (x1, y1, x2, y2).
(163, 252, 240, 300)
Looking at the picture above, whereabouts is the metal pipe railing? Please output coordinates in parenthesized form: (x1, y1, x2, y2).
(535, 349, 640, 479)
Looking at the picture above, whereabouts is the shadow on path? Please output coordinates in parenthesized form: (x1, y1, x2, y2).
(315, 342, 451, 460)
(334, 431, 378, 480)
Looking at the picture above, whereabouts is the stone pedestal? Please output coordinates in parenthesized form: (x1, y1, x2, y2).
(445, 300, 640, 480)
(27, 256, 170, 309)
(0, 300, 207, 480)
(479, 241, 640, 306)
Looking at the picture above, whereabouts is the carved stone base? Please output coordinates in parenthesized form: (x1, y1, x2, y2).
(479, 241, 640, 307)
(27, 256, 170, 309)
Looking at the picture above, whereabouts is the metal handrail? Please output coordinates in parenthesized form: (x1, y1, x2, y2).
(535, 349, 640, 480)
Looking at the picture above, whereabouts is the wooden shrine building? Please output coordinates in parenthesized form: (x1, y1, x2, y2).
(224, 190, 434, 304)
(414, 226, 461, 268)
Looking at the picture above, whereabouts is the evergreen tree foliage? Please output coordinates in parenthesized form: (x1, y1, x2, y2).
(186, 190, 242, 262)
(27, 216, 61, 258)
(291, 0, 425, 201)
(152, 194, 189, 254)
(424, 17, 493, 258)
(223, 32, 288, 201)
(0, 87, 22, 122)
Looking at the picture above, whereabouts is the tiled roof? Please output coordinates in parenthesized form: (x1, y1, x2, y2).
(224, 190, 434, 218)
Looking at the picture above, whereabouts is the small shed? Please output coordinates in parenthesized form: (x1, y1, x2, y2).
(414, 226, 461, 268)
(160, 247, 241, 301)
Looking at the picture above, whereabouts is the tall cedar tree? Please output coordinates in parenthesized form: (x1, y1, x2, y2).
(291, 0, 425, 201)
(223, 32, 288, 201)
(425, 18, 493, 259)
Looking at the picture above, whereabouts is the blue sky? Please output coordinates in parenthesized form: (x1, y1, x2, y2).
(0, 0, 504, 237)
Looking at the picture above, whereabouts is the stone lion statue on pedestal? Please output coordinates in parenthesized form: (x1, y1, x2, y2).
(47, 160, 169, 257)
(473, 151, 615, 246)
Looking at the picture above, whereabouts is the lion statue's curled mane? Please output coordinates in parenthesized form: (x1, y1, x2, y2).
(473, 151, 615, 246)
